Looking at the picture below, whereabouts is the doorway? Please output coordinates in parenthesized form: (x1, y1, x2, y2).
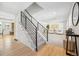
(0, 21, 15, 51)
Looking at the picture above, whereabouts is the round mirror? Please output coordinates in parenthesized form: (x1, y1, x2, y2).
(72, 2, 79, 26)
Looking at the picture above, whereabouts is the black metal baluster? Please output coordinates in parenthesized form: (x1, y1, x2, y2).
(21, 11, 22, 24)
(36, 27, 38, 51)
(25, 16, 27, 29)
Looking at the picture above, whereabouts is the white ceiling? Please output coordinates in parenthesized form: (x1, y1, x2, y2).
(30, 2, 74, 24)
(0, 2, 74, 24)
(26, 2, 43, 15)
(0, 2, 32, 15)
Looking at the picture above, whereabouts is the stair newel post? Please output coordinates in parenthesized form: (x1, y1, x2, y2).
(47, 29, 48, 42)
(36, 22, 39, 51)
(46, 25, 49, 42)
(36, 27, 38, 51)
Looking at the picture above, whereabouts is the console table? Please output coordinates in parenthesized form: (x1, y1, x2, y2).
(66, 34, 79, 56)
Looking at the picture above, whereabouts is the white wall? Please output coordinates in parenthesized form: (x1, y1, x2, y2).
(48, 34, 66, 48)
(67, 2, 79, 55)
(0, 6, 36, 51)
(15, 12, 36, 51)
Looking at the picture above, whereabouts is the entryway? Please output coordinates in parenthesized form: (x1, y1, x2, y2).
(0, 21, 15, 55)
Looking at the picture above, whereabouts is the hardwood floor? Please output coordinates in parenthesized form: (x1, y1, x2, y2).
(0, 35, 36, 56)
(37, 44, 66, 56)
(0, 35, 66, 56)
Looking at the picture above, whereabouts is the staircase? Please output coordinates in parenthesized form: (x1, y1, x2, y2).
(20, 10, 48, 51)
